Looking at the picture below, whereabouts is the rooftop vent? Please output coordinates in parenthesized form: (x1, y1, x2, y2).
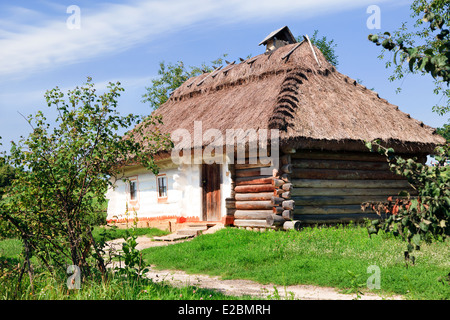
(259, 26, 297, 52)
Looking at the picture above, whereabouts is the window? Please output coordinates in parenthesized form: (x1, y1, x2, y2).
(157, 175, 167, 199)
(129, 181, 137, 201)
(127, 177, 139, 206)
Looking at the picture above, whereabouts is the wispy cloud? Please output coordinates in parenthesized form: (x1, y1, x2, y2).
(0, 0, 392, 79)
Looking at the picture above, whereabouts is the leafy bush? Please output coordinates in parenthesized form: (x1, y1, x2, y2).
(362, 141, 449, 265)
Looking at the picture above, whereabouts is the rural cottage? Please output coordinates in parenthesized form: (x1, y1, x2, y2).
(106, 26, 445, 229)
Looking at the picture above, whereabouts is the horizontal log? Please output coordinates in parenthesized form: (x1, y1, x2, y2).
(294, 205, 363, 215)
(280, 173, 291, 182)
(235, 200, 273, 210)
(225, 200, 235, 209)
(234, 163, 272, 170)
(291, 168, 403, 180)
(274, 189, 284, 195)
(292, 179, 412, 189)
(235, 156, 270, 165)
(233, 219, 270, 228)
(283, 220, 301, 231)
(236, 176, 273, 186)
(226, 208, 236, 215)
(282, 200, 295, 210)
(281, 147, 296, 154)
(235, 184, 274, 193)
(273, 178, 285, 187)
(293, 213, 388, 224)
(280, 154, 291, 166)
(236, 168, 268, 178)
(291, 159, 389, 171)
(282, 183, 292, 191)
(291, 151, 388, 162)
(292, 187, 416, 197)
(281, 191, 291, 199)
(293, 195, 397, 206)
(273, 206, 283, 214)
(282, 210, 293, 220)
(272, 196, 284, 205)
(280, 164, 292, 173)
(235, 192, 273, 201)
(266, 214, 285, 226)
(234, 210, 273, 220)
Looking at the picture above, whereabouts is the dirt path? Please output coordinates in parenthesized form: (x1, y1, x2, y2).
(107, 235, 403, 300)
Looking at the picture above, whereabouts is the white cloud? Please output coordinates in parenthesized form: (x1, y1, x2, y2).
(0, 0, 393, 78)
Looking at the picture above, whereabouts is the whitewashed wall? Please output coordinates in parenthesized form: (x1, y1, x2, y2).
(106, 158, 232, 222)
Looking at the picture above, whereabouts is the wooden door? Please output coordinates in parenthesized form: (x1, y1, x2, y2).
(201, 163, 221, 221)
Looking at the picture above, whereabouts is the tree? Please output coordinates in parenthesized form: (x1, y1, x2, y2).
(368, 0, 449, 115)
(0, 78, 172, 285)
(366, 0, 450, 264)
(0, 156, 16, 197)
(299, 30, 339, 67)
(142, 55, 228, 109)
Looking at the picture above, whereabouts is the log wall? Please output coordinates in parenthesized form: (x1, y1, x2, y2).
(230, 152, 301, 231)
(290, 149, 418, 225)
(229, 149, 420, 230)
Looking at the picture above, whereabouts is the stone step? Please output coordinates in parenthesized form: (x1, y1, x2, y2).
(153, 233, 194, 242)
(152, 223, 219, 242)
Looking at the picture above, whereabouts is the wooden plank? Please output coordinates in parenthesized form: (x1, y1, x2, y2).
(292, 188, 416, 197)
(235, 200, 273, 210)
(294, 205, 363, 215)
(234, 210, 273, 220)
(291, 168, 403, 180)
(293, 195, 396, 206)
(235, 192, 273, 201)
(292, 179, 412, 189)
(291, 159, 390, 171)
(293, 213, 387, 224)
(235, 176, 273, 186)
(234, 184, 274, 193)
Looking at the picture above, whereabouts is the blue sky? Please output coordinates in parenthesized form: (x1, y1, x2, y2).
(0, 0, 447, 154)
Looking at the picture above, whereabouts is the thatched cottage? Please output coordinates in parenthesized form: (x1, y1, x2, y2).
(106, 27, 445, 229)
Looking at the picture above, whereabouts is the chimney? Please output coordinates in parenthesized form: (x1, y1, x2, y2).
(259, 26, 297, 52)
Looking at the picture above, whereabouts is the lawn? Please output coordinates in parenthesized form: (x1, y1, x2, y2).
(91, 225, 170, 242)
(142, 225, 450, 300)
(2, 224, 448, 300)
(0, 227, 249, 300)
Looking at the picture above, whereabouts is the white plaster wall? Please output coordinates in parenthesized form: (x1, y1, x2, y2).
(106, 164, 202, 221)
(106, 157, 232, 222)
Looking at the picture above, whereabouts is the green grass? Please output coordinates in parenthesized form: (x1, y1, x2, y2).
(0, 271, 250, 300)
(0, 227, 248, 300)
(91, 225, 170, 242)
(142, 225, 450, 300)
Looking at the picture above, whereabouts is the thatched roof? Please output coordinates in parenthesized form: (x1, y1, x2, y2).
(135, 39, 445, 158)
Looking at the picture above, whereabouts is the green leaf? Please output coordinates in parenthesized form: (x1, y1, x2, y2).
(412, 234, 421, 247)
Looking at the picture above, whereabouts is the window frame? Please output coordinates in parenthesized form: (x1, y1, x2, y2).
(127, 176, 139, 209)
(156, 174, 168, 203)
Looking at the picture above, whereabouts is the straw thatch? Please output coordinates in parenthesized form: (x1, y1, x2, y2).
(134, 40, 445, 158)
